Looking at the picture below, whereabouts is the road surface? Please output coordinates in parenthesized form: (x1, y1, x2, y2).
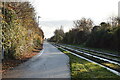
(3, 42, 70, 78)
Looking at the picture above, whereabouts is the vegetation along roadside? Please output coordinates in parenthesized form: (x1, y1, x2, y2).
(0, 2, 44, 72)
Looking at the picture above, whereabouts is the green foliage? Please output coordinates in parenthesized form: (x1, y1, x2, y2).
(49, 18, 120, 52)
(49, 18, 93, 44)
(62, 29, 89, 44)
(86, 23, 120, 51)
(1, 2, 44, 59)
(49, 26, 64, 43)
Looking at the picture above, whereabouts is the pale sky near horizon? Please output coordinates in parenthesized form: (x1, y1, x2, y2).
(28, 0, 119, 38)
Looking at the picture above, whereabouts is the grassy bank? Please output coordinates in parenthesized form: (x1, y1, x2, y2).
(58, 47, 120, 79)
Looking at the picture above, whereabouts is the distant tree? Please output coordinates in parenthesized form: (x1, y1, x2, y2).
(109, 17, 119, 27)
(86, 21, 120, 52)
(73, 18, 93, 33)
(67, 18, 94, 44)
(49, 26, 64, 43)
(92, 26, 100, 32)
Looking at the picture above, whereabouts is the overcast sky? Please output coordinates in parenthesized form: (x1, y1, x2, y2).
(29, 0, 119, 38)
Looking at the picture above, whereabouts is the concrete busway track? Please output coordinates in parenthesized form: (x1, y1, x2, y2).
(52, 43, 120, 76)
(63, 44, 120, 58)
(58, 44, 120, 65)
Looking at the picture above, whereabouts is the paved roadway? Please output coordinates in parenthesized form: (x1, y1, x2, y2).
(3, 42, 70, 78)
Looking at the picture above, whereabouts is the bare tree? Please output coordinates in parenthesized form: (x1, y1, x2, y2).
(73, 18, 93, 32)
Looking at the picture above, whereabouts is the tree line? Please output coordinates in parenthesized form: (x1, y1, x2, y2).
(49, 17, 120, 52)
(0, 2, 44, 59)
